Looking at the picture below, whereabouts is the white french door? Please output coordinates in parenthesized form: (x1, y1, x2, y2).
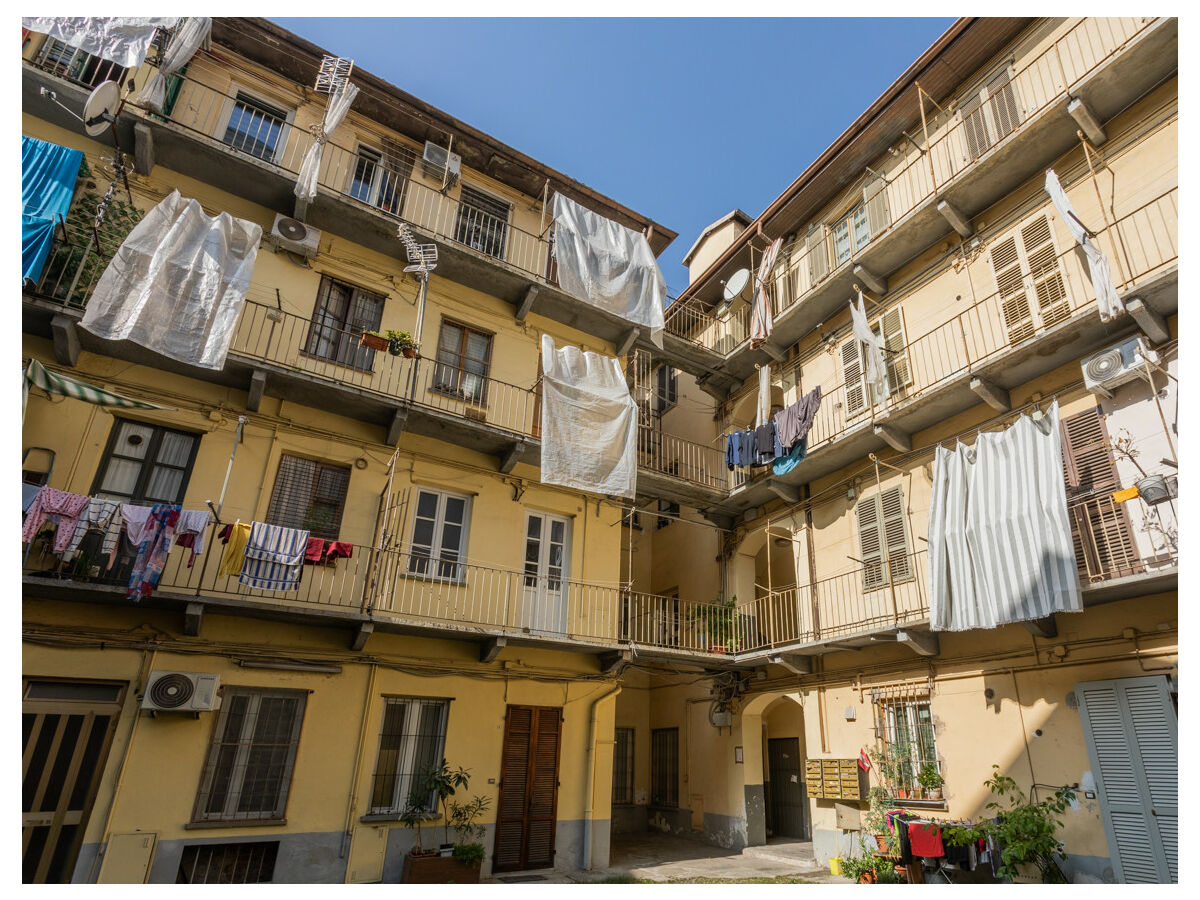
(521, 512, 570, 635)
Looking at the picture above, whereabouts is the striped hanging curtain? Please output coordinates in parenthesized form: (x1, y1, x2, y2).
(23, 358, 170, 422)
(750, 237, 782, 348)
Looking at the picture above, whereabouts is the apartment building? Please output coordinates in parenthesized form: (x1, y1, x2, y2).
(21, 16, 1178, 886)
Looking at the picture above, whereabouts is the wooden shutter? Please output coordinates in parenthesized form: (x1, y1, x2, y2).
(989, 233, 1035, 344)
(493, 705, 562, 873)
(863, 174, 891, 238)
(841, 336, 866, 418)
(493, 706, 532, 872)
(806, 225, 829, 284)
(525, 707, 562, 869)
(880, 487, 911, 582)
(880, 308, 910, 396)
(1076, 677, 1178, 883)
(960, 93, 989, 160)
(1020, 214, 1071, 328)
(985, 69, 1020, 141)
(858, 487, 909, 590)
(857, 494, 885, 590)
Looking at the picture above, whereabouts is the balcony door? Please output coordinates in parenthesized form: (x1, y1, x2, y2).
(521, 512, 570, 635)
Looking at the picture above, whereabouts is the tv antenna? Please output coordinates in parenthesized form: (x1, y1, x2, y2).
(314, 55, 354, 94)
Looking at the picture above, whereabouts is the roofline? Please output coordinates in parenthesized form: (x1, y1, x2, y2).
(680, 209, 753, 267)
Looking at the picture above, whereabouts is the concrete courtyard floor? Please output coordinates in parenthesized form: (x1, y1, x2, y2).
(484, 833, 851, 884)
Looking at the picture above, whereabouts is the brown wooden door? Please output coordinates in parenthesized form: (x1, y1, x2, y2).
(493, 705, 562, 873)
(22, 681, 125, 883)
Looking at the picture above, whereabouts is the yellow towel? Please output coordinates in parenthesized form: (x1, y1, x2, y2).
(218, 522, 251, 578)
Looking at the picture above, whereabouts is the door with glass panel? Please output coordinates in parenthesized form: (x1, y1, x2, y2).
(407, 489, 469, 582)
(521, 513, 570, 635)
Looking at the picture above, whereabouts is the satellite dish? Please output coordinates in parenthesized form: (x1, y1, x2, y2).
(82, 81, 121, 137)
(723, 268, 751, 301)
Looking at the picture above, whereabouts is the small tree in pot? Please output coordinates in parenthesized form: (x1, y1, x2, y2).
(917, 763, 944, 801)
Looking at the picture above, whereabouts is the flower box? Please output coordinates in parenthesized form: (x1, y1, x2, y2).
(401, 852, 482, 884)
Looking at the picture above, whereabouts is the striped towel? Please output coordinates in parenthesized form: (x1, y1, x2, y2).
(239, 521, 310, 591)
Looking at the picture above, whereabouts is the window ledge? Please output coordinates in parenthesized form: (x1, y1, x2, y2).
(360, 812, 439, 824)
(889, 798, 948, 811)
(184, 818, 287, 830)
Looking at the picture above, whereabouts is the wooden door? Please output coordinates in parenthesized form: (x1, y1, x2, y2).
(493, 705, 562, 873)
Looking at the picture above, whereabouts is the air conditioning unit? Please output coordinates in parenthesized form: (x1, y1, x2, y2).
(268, 214, 322, 258)
(421, 141, 461, 183)
(1082, 336, 1158, 398)
(141, 671, 221, 712)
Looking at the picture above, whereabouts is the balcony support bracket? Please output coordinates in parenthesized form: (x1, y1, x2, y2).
(133, 122, 155, 176)
(599, 650, 631, 675)
(852, 264, 888, 296)
(759, 342, 786, 362)
(184, 602, 203, 637)
(515, 285, 539, 323)
(247, 369, 267, 413)
(1067, 97, 1108, 146)
(1022, 615, 1058, 639)
(616, 328, 640, 359)
(1125, 297, 1169, 345)
(768, 653, 812, 675)
(766, 481, 799, 505)
(50, 314, 81, 367)
(874, 423, 912, 452)
(970, 377, 1012, 413)
(499, 441, 526, 475)
(386, 407, 408, 446)
(695, 373, 732, 403)
(897, 629, 939, 658)
(480, 636, 507, 663)
(350, 622, 374, 652)
(936, 199, 973, 238)
(701, 508, 735, 532)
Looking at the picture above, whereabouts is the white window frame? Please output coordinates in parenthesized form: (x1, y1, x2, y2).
(368, 696, 451, 815)
(876, 697, 939, 791)
(407, 487, 472, 582)
(215, 85, 295, 165)
(830, 202, 870, 267)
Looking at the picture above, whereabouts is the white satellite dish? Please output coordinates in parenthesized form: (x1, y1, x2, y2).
(82, 81, 121, 137)
(723, 268, 751, 301)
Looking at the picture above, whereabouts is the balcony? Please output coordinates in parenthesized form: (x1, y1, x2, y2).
(672, 16, 1176, 377)
(710, 187, 1178, 518)
(22, 57, 718, 381)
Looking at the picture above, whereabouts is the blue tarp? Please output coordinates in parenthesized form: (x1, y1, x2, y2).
(22, 135, 84, 284)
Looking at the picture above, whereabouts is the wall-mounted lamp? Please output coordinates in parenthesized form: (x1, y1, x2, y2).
(847, 484, 857, 501)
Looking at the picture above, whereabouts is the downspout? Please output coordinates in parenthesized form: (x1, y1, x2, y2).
(340, 662, 379, 860)
(582, 683, 622, 871)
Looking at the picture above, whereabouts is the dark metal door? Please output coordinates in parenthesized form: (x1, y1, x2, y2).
(767, 737, 808, 839)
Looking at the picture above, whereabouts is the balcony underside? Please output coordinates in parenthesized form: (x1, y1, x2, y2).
(707, 266, 1177, 519)
(721, 18, 1178, 382)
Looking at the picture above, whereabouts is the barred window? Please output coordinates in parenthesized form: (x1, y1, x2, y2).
(192, 689, 306, 823)
(177, 841, 279, 883)
(265, 455, 351, 541)
(871, 683, 939, 794)
(454, 184, 509, 260)
(612, 727, 634, 804)
(369, 697, 450, 814)
(223, 91, 289, 162)
(651, 727, 678, 807)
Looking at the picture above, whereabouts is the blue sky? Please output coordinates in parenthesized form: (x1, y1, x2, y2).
(272, 17, 955, 297)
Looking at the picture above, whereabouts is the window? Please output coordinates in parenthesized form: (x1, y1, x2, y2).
(872, 690, 938, 795)
(654, 366, 678, 414)
(612, 728, 635, 805)
(265, 455, 351, 541)
(434, 320, 493, 405)
(177, 842, 279, 884)
(408, 488, 470, 580)
(303, 275, 386, 371)
(369, 697, 450, 815)
(192, 688, 307, 823)
(223, 91, 289, 162)
(831, 203, 870, 267)
(454, 184, 509, 260)
(856, 486, 911, 592)
(960, 67, 1020, 161)
(92, 419, 200, 506)
(840, 306, 910, 418)
(989, 212, 1070, 346)
(348, 143, 408, 215)
(650, 728, 679, 807)
(656, 501, 679, 530)
(35, 38, 129, 87)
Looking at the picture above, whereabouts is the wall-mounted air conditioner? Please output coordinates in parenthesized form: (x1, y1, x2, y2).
(421, 142, 461, 183)
(268, 214, 322, 258)
(1081, 336, 1158, 398)
(141, 671, 221, 712)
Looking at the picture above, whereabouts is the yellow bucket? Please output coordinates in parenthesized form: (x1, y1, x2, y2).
(829, 857, 843, 876)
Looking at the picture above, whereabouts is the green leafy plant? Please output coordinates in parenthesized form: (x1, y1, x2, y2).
(690, 595, 741, 652)
(448, 793, 491, 855)
(943, 765, 1076, 883)
(873, 861, 903, 884)
(863, 786, 899, 857)
(917, 763, 944, 790)
(452, 842, 486, 865)
(424, 758, 471, 845)
(399, 789, 433, 855)
(838, 849, 876, 883)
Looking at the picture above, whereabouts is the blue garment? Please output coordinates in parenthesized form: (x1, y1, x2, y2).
(738, 429, 756, 467)
(726, 431, 738, 470)
(22, 136, 84, 284)
(771, 437, 807, 476)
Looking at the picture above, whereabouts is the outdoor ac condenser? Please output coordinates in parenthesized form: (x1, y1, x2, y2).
(1081, 335, 1158, 398)
(141, 671, 221, 712)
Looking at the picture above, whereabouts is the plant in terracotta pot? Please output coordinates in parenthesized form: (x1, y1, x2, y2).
(918, 763, 944, 801)
(690, 595, 740, 654)
(864, 786, 899, 856)
(399, 789, 435, 859)
(360, 329, 391, 351)
(384, 329, 418, 358)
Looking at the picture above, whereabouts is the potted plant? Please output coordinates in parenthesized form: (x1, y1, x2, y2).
(448, 793, 491, 881)
(690, 596, 740, 654)
(918, 763, 944, 801)
(838, 847, 877, 883)
(360, 329, 391, 352)
(943, 764, 1076, 884)
(401, 760, 489, 884)
(864, 786, 898, 856)
(385, 329, 419, 358)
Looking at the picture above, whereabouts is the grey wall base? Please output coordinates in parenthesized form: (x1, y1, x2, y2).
(646, 805, 752, 852)
(812, 827, 860, 866)
(1060, 853, 1117, 884)
(611, 804, 648, 834)
(744, 784, 766, 847)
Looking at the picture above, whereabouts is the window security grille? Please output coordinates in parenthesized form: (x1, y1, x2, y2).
(91, 419, 200, 506)
(35, 37, 129, 87)
(434, 320, 493, 406)
(176, 842, 279, 883)
(612, 728, 635, 804)
(349, 145, 407, 215)
(869, 681, 939, 792)
(265, 455, 351, 542)
(192, 689, 306, 823)
(454, 185, 510, 260)
(651, 728, 679, 807)
(223, 92, 288, 162)
(304, 275, 385, 371)
(369, 697, 450, 814)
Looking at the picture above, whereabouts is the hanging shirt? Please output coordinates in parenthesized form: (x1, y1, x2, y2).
(64, 498, 123, 559)
(127, 503, 180, 601)
(907, 821, 945, 858)
(850, 291, 887, 398)
(22, 487, 90, 552)
(771, 438, 807, 476)
(754, 423, 776, 465)
(218, 522, 252, 578)
(775, 385, 824, 450)
(22, 483, 43, 514)
(120, 504, 155, 545)
(239, 522, 310, 591)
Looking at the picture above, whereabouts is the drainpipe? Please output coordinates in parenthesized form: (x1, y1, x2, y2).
(340, 663, 379, 860)
(582, 683, 622, 871)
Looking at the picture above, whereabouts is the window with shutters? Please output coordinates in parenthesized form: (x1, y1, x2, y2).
(856, 486, 912, 591)
(988, 211, 1070, 347)
(348, 142, 411, 215)
(651, 728, 679, 807)
(840, 307, 911, 418)
(303, 275, 386, 371)
(368, 697, 450, 814)
(433, 319, 493, 406)
(612, 727, 635, 805)
(454, 184, 510, 260)
(192, 688, 307, 823)
(408, 488, 470, 581)
(806, 225, 829, 285)
(91, 419, 201, 506)
(959, 66, 1020, 161)
(831, 203, 870, 267)
(265, 455, 351, 541)
(863, 172, 891, 239)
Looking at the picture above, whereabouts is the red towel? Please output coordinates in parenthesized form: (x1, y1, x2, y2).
(908, 821, 944, 857)
(304, 536, 326, 564)
(325, 541, 354, 560)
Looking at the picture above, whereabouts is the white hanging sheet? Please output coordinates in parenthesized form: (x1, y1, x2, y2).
(539, 335, 638, 498)
(551, 193, 665, 348)
(295, 82, 359, 202)
(22, 17, 178, 68)
(136, 16, 211, 112)
(927, 402, 1082, 631)
(81, 190, 262, 370)
(850, 291, 886, 398)
(1044, 168, 1123, 322)
(756, 363, 771, 428)
(750, 237, 782, 347)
